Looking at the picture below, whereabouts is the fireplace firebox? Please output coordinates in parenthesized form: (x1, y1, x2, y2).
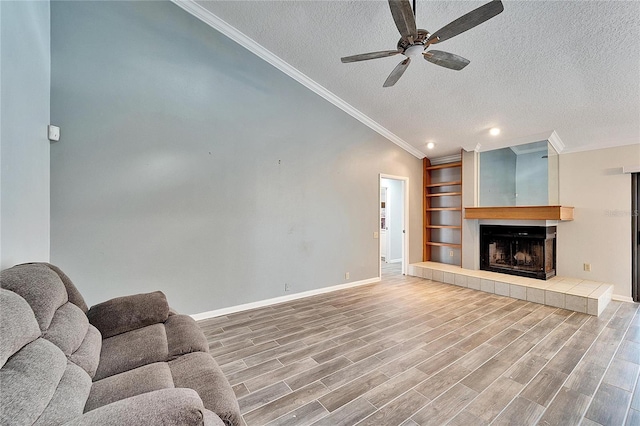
(480, 225, 556, 280)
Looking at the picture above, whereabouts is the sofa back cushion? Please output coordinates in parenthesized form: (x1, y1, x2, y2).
(0, 335, 92, 426)
(0, 289, 41, 368)
(87, 291, 169, 339)
(0, 265, 96, 425)
(0, 338, 68, 424)
(33, 362, 92, 426)
(0, 264, 100, 378)
(68, 324, 102, 378)
(1, 264, 68, 331)
(40, 263, 89, 313)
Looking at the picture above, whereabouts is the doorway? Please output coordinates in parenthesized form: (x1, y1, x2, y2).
(379, 174, 409, 277)
(633, 173, 639, 302)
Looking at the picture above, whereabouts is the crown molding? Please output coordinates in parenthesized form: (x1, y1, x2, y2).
(559, 137, 639, 154)
(170, 0, 425, 160)
(510, 141, 548, 155)
(462, 130, 565, 154)
(464, 143, 482, 153)
(547, 130, 565, 153)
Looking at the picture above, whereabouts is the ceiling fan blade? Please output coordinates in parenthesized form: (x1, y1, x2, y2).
(423, 50, 470, 71)
(388, 0, 418, 43)
(383, 57, 411, 87)
(341, 50, 401, 63)
(427, 0, 504, 45)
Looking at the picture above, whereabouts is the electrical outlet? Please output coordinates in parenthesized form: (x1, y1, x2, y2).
(284, 283, 290, 292)
(583, 263, 591, 272)
(373, 231, 379, 239)
(345, 272, 350, 280)
(449, 250, 454, 257)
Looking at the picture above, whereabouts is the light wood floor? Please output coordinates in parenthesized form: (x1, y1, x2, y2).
(198, 268, 640, 426)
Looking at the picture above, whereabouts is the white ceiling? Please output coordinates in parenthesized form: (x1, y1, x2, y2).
(192, 0, 640, 158)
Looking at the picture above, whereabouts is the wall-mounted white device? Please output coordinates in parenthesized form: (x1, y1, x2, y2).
(48, 125, 60, 142)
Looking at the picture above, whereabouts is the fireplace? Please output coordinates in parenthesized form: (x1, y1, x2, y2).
(480, 225, 556, 280)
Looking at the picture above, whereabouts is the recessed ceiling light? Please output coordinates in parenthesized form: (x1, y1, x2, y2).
(426, 142, 435, 149)
(490, 128, 501, 136)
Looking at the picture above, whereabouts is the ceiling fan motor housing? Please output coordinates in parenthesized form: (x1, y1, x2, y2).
(404, 44, 427, 58)
(397, 29, 430, 52)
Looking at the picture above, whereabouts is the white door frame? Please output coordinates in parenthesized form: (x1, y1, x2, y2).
(379, 174, 410, 277)
(380, 186, 389, 262)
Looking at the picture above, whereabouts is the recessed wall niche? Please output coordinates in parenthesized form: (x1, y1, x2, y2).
(479, 141, 559, 207)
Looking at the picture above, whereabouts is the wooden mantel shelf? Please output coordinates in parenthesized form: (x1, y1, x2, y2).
(464, 206, 574, 221)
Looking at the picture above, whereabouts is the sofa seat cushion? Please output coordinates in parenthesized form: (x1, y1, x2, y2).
(169, 352, 241, 426)
(66, 389, 216, 426)
(85, 362, 174, 412)
(93, 314, 211, 380)
(204, 409, 227, 426)
(94, 323, 168, 381)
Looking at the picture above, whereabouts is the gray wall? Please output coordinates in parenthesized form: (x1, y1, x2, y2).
(515, 152, 548, 206)
(479, 148, 516, 206)
(0, 0, 51, 269)
(50, 1, 423, 314)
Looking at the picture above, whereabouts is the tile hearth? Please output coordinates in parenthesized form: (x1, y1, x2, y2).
(409, 262, 613, 316)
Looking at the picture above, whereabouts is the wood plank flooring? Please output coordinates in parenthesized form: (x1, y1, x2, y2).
(198, 266, 640, 426)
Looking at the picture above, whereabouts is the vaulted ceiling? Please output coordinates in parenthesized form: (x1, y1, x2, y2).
(191, 1, 639, 158)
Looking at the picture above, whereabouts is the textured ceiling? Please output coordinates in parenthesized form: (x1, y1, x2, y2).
(194, 1, 640, 158)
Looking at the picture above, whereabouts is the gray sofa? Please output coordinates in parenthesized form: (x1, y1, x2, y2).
(0, 263, 241, 426)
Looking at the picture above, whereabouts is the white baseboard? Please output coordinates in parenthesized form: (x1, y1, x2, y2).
(191, 276, 381, 321)
(386, 258, 402, 264)
(612, 294, 634, 303)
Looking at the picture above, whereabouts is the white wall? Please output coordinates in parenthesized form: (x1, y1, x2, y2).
(557, 144, 640, 299)
(0, 1, 51, 269)
(462, 151, 480, 270)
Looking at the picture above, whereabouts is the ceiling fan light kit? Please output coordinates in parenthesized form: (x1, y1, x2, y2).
(341, 0, 504, 87)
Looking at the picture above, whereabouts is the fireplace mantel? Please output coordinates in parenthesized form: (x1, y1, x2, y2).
(465, 206, 574, 221)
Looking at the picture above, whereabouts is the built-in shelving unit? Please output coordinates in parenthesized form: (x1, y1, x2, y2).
(423, 157, 463, 266)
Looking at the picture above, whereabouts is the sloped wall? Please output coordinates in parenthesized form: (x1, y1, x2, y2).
(50, 1, 422, 313)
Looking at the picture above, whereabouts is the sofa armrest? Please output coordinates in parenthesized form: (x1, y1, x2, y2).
(87, 291, 169, 338)
(63, 389, 217, 426)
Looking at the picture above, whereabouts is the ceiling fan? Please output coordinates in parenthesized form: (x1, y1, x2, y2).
(341, 0, 504, 87)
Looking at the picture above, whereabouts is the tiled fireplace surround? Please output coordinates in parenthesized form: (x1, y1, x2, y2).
(409, 220, 614, 317)
(408, 261, 613, 316)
